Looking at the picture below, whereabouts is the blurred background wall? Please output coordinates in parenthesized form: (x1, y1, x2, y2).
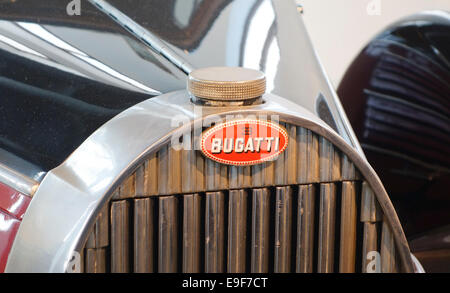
(298, 0, 450, 88)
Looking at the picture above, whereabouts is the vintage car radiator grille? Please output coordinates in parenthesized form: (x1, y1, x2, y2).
(81, 124, 402, 273)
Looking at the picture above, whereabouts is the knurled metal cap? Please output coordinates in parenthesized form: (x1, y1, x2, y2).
(188, 67, 266, 101)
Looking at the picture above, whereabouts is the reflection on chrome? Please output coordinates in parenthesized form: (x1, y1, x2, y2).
(0, 214, 15, 232)
(7, 196, 26, 217)
(88, 0, 194, 74)
(0, 20, 91, 80)
(264, 38, 280, 93)
(242, 0, 275, 70)
(174, 0, 203, 29)
(65, 138, 115, 192)
(17, 22, 87, 57)
(0, 162, 39, 197)
(0, 34, 46, 58)
(17, 21, 160, 95)
(241, 0, 280, 92)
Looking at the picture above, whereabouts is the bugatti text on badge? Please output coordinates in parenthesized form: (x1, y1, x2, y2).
(200, 120, 288, 166)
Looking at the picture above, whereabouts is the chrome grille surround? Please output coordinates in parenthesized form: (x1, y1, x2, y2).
(5, 91, 414, 272)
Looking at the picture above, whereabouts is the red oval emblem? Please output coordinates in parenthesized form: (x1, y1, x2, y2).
(201, 120, 288, 166)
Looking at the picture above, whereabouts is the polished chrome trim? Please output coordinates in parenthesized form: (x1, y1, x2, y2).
(388, 10, 450, 28)
(6, 90, 414, 272)
(411, 253, 425, 273)
(0, 148, 46, 182)
(0, 162, 39, 196)
(88, 0, 194, 74)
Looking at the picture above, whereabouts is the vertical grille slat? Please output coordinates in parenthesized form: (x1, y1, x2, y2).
(380, 218, 398, 273)
(251, 188, 270, 273)
(342, 154, 361, 180)
(158, 146, 169, 195)
(205, 191, 225, 273)
(251, 164, 263, 186)
(219, 165, 229, 190)
(111, 200, 130, 273)
(182, 194, 201, 273)
(195, 150, 206, 191)
(85, 205, 109, 248)
(229, 166, 239, 189)
(362, 222, 378, 273)
(227, 190, 248, 273)
(242, 166, 252, 188)
(181, 139, 196, 193)
(135, 165, 145, 196)
(361, 182, 382, 273)
(274, 123, 286, 185)
(113, 173, 135, 200)
(85, 248, 106, 273)
(134, 198, 154, 273)
(361, 182, 382, 222)
(206, 160, 220, 191)
(319, 137, 341, 182)
(229, 166, 251, 189)
(285, 125, 297, 184)
(274, 186, 293, 273)
(296, 184, 315, 273)
(297, 128, 319, 183)
(317, 183, 337, 273)
(158, 196, 178, 273)
(144, 153, 158, 196)
(168, 146, 182, 194)
(263, 161, 275, 186)
(339, 182, 358, 273)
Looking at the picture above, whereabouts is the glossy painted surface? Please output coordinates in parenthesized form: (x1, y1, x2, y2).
(0, 211, 21, 273)
(0, 182, 31, 220)
(0, 0, 363, 184)
(338, 12, 450, 237)
(0, 162, 39, 196)
(0, 182, 31, 273)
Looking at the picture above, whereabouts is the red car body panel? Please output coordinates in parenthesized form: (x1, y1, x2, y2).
(0, 182, 31, 272)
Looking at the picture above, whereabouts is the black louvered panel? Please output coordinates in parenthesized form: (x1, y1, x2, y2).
(373, 53, 449, 112)
(360, 37, 450, 168)
(367, 41, 450, 113)
(365, 102, 449, 143)
(363, 92, 450, 166)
